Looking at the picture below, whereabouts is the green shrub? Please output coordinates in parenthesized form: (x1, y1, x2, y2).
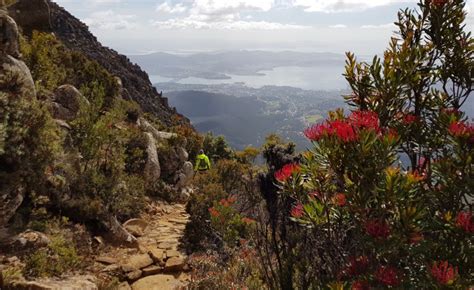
(0, 91, 60, 200)
(24, 234, 80, 278)
(256, 1, 474, 288)
(20, 31, 119, 101)
(202, 132, 234, 162)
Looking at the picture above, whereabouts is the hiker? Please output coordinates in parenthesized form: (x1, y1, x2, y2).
(195, 149, 211, 172)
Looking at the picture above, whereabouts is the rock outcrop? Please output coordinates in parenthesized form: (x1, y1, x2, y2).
(143, 132, 161, 182)
(0, 12, 35, 228)
(7, 0, 51, 36)
(0, 12, 35, 99)
(50, 84, 89, 121)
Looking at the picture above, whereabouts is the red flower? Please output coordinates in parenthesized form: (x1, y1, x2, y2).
(455, 211, 474, 233)
(449, 121, 474, 138)
(208, 207, 220, 217)
(349, 110, 380, 132)
(375, 266, 401, 286)
(304, 123, 329, 141)
(365, 219, 391, 240)
(430, 261, 458, 285)
(219, 195, 237, 207)
(290, 203, 304, 218)
(329, 120, 358, 142)
(351, 280, 370, 290)
(333, 193, 347, 207)
(402, 113, 418, 125)
(305, 119, 358, 143)
(345, 256, 369, 276)
(275, 163, 301, 182)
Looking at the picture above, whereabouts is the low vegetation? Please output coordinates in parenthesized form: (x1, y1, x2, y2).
(183, 0, 473, 288)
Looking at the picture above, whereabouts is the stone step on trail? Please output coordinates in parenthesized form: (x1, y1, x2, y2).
(95, 202, 191, 290)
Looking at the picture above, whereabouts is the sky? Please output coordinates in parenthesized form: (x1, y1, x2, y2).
(54, 0, 474, 56)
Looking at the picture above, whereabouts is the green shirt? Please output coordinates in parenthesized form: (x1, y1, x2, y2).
(195, 154, 211, 171)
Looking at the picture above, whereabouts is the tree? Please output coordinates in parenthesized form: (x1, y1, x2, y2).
(264, 0, 473, 288)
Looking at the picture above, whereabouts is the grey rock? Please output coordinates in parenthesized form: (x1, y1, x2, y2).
(51, 85, 89, 120)
(12, 230, 50, 249)
(0, 11, 19, 57)
(102, 215, 137, 246)
(8, 0, 51, 36)
(177, 147, 189, 162)
(123, 219, 148, 238)
(0, 55, 35, 99)
(138, 118, 177, 142)
(0, 187, 24, 228)
(143, 132, 161, 182)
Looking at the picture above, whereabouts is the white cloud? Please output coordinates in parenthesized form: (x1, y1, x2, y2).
(151, 18, 307, 30)
(83, 10, 136, 30)
(466, 1, 474, 25)
(55, 0, 121, 5)
(156, 2, 188, 14)
(361, 23, 396, 29)
(329, 24, 347, 28)
(290, 0, 415, 13)
(152, 0, 307, 30)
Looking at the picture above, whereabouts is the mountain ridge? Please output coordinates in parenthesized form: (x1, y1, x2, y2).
(9, 0, 189, 126)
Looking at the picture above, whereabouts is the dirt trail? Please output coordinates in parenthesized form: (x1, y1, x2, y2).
(94, 202, 191, 290)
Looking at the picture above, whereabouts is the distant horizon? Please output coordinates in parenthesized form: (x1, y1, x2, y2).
(54, 0, 474, 57)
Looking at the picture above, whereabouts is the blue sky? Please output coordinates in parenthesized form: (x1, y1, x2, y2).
(54, 0, 473, 55)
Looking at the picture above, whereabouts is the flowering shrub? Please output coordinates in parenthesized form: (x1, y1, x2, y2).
(208, 195, 255, 246)
(263, 0, 473, 288)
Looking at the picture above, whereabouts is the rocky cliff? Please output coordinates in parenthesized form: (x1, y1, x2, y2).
(8, 0, 188, 126)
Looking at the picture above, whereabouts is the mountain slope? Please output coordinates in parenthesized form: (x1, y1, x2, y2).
(9, 0, 188, 126)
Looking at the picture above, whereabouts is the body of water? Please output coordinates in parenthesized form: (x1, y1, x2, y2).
(149, 65, 348, 91)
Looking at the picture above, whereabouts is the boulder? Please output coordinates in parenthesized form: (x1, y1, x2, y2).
(0, 11, 36, 101)
(102, 215, 137, 246)
(0, 55, 35, 99)
(131, 275, 184, 290)
(123, 218, 148, 237)
(51, 85, 89, 121)
(0, 11, 19, 57)
(143, 132, 161, 182)
(8, 0, 51, 36)
(177, 147, 189, 162)
(121, 254, 154, 272)
(163, 257, 185, 272)
(0, 187, 24, 228)
(11, 230, 50, 250)
(138, 118, 177, 142)
(175, 161, 194, 190)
